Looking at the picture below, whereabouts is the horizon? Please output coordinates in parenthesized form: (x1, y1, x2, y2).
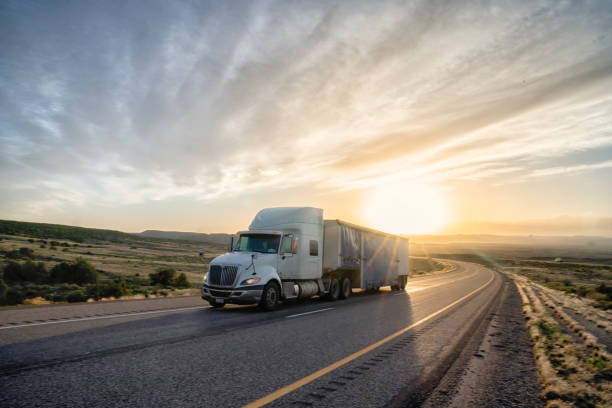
(3, 217, 612, 240)
(1, 1, 611, 236)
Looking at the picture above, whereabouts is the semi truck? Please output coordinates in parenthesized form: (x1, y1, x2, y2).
(201, 207, 410, 310)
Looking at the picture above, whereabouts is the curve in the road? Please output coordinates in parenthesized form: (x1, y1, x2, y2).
(1, 261, 502, 408)
(243, 267, 495, 408)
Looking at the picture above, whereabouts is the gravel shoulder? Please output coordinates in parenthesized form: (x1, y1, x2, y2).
(422, 274, 543, 407)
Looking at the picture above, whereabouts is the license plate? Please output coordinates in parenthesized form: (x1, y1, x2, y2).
(216, 298, 224, 304)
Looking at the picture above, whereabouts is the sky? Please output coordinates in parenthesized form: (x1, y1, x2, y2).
(1, 0, 612, 236)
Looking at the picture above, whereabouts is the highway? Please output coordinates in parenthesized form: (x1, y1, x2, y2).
(0, 261, 505, 407)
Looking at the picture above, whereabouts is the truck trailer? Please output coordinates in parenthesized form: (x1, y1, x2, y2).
(201, 207, 410, 310)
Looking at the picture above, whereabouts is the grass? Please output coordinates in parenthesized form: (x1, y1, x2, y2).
(428, 249, 612, 310)
(0, 222, 225, 305)
(538, 320, 560, 337)
(410, 257, 448, 275)
(513, 276, 611, 407)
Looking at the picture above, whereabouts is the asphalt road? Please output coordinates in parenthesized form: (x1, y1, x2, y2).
(0, 261, 503, 407)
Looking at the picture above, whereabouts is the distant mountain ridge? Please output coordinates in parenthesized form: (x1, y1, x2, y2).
(412, 234, 612, 247)
(0, 219, 230, 246)
(0, 219, 131, 242)
(135, 230, 231, 245)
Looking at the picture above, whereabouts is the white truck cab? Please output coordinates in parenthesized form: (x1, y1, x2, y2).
(201, 207, 409, 310)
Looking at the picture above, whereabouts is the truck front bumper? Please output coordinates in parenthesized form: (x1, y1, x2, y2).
(201, 283, 264, 305)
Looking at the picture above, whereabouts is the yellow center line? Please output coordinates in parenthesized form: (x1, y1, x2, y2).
(243, 267, 496, 408)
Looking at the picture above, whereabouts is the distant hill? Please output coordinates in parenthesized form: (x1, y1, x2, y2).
(0, 219, 132, 243)
(135, 230, 231, 245)
(0, 220, 231, 247)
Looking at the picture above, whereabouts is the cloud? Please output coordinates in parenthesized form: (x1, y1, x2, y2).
(1, 0, 612, 223)
(527, 159, 612, 178)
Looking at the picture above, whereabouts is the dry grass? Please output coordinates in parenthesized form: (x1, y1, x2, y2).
(410, 256, 451, 275)
(0, 233, 224, 285)
(511, 273, 611, 407)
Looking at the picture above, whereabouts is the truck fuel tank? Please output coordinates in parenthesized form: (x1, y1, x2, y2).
(296, 280, 320, 298)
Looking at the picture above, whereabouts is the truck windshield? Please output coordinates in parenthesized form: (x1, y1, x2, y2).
(233, 234, 281, 254)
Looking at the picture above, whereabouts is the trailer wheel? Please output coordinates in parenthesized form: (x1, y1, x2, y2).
(339, 277, 351, 299)
(327, 278, 340, 301)
(259, 281, 280, 311)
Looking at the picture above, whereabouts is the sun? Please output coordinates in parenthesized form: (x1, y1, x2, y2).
(362, 183, 449, 235)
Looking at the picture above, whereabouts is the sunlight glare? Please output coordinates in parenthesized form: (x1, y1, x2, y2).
(362, 183, 448, 235)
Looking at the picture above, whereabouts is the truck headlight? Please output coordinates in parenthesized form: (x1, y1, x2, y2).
(241, 277, 261, 285)
(203, 273, 207, 282)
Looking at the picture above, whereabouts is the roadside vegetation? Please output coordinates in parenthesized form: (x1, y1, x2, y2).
(410, 257, 449, 275)
(431, 253, 612, 311)
(505, 261, 612, 311)
(512, 274, 611, 407)
(0, 220, 225, 306)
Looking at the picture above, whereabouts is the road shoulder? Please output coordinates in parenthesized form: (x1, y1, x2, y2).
(422, 275, 544, 407)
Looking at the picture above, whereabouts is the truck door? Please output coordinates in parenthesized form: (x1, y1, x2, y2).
(277, 234, 298, 279)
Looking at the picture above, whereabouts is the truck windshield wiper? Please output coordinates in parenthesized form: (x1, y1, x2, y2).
(251, 249, 276, 253)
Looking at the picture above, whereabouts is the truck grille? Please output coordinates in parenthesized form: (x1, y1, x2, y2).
(208, 265, 239, 287)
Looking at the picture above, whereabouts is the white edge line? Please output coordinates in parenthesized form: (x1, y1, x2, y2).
(286, 308, 334, 318)
(0, 305, 211, 330)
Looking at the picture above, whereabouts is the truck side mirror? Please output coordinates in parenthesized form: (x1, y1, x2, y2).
(199, 251, 206, 263)
(228, 236, 234, 252)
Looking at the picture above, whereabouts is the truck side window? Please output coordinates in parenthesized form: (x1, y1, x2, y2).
(309, 240, 318, 256)
(280, 235, 293, 254)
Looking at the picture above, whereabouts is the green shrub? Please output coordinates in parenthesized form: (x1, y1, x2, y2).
(175, 272, 191, 288)
(537, 320, 559, 337)
(22, 283, 41, 298)
(20, 247, 34, 258)
(6, 287, 24, 305)
(586, 358, 607, 369)
(150, 268, 176, 286)
(576, 285, 589, 297)
(2, 261, 23, 282)
(50, 258, 97, 284)
(98, 279, 128, 298)
(21, 261, 48, 283)
(66, 289, 87, 303)
(6, 247, 35, 260)
(0, 278, 7, 304)
(597, 283, 612, 301)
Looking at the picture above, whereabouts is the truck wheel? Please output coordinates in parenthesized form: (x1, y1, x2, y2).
(259, 281, 280, 311)
(327, 278, 340, 301)
(399, 276, 406, 290)
(339, 277, 351, 299)
(209, 300, 225, 308)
